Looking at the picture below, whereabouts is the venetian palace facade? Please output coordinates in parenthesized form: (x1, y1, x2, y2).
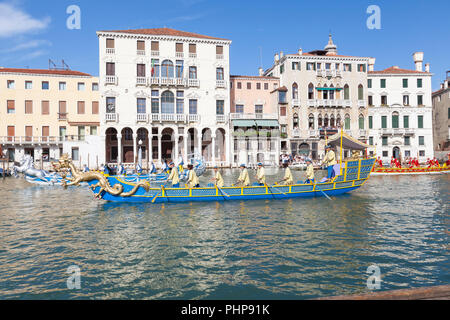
(432, 71, 450, 151)
(97, 28, 232, 167)
(0, 68, 99, 166)
(367, 52, 434, 162)
(263, 35, 371, 160)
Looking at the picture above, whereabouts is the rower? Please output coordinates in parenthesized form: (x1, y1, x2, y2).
(256, 162, 266, 186)
(118, 162, 126, 175)
(236, 164, 250, 187)
(304, 158, 315, 184)
(281, 162, 294, 185)
(211, 166, 224, 188)
(187, 164, 200, 188)
(83, 164, 90, 173)
(167, 162, 180, 188)
(322, 144, 337, 181)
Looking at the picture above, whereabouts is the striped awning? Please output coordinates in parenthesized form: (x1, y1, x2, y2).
(317, 87, 343, 91)
(255, 120, 279, 127)
(232, 120, 257, 127)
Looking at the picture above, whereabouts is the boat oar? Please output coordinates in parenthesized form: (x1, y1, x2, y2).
(265, 183, 287, 196)
(216, 185, 230, 200)
(315, 184, 332, 201)
(151, 180, 168, 203)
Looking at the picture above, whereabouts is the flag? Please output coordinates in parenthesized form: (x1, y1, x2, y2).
(151, 59, 155, 77)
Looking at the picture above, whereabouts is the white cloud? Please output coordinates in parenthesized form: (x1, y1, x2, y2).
(0, 39, 52, 53)
(0, 2, 51, 38)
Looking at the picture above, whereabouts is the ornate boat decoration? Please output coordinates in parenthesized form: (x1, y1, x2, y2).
(55, 155, 377, 203)
(372, 166, 450, 175)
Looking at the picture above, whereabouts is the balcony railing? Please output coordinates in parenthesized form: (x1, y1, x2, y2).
(292, 129, 300, 137)
(359, 130, 368, 137)
(189, 53, 197, 58)
(216, 54, 224, 60)
(292, 99, 300, 107)
(187, 79, 200, 87)
(188, 114, 200, 122)
(105, 113, 118, 122)
(316, 70, 325, 77)
(216, 115, 227, 123)
(136, 77, 147, 86)
(216, 80, 226, 88)
(151, 51, 159, 56)
(137, 50, 145, 56)
(176, 52, 184, 58)
(380, 128, 393, 135)
(0, 136, 62, 144)
(106, 48, 115, 55)
(309, 130, 319, 137)
(307, 99, 316, 107)
(105, 75, 117, 85)
(358, 100, 367, 108)
(344, 100, 351, 108)
(230, 113, 278, 120)
(58, 113, 68, 120)
(136, 113, 148, 123)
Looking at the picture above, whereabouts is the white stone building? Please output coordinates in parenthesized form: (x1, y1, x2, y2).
(97, 28, 232, 168)
(263, 35, 371, 160)
(367, 52, 434, 163)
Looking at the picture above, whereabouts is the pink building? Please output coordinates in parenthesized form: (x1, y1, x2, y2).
(229, 74, 281, 166)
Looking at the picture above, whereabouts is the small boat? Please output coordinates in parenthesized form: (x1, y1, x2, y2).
(372, 166, 450, 176)
(55, 154, 376, 203)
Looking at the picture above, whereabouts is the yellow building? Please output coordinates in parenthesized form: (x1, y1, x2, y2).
(0, 67, 99, 165)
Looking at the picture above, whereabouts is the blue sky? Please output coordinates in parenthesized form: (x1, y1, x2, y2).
(0, 0, 448, 90)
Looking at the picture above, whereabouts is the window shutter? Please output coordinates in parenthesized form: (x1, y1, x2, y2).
(7, 126, 15, 137)
(77, 101, 85, 114)
(216, 46, 223, 54)
(151, 41, 159, 51)
(42, 101, 49, 115)
(176, 43, 183, 52)
(137, 40, 145, 51)
(25, 100, 33, 114)
(42, 126, 50, 137)
(106, 39, 114, 48)
(189, 44, 196, 53)
(92, 101, 99, 114)
(7, 100, 15, 112)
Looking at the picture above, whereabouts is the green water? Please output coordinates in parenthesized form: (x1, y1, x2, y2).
(0, 171, 448, 299)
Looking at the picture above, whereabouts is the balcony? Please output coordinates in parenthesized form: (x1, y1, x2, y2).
(292, 128, 301, 138)
(309, 130, 319, 138)
(334, 70, 342, 78)
(106, 48, 115, 55)
(307, 99, 316, 107)
(325, 70, 333, 77)
(216, 115, 227, 123)
(358, 100, 367, 108)
(292, 99, 300, 107)
(359, 130, 368, 137)
(176, 52, 184, 58)
(150, 77, 186, 87)
(404, 128, 415, 136)
(58, 113, 68, 120)
(105, 113, 118, 123)
(136, 113, 148, 123)
(216, 80, 227, 89)
(137, 50, 145, 56)
(344, 100, 351, 108)
(187, 79, 200, 87)
(105, 75, 117, 85)
(188, 114, 200, 122)
(316, 70, 325, 77)
(230, 113, 278, 120)
(136, 77, 147, 86)
(0, 136, 61, 145)
(189, 53, 197, 58)
(380, 128, 393, 136)
(216, 54, 224, 60)
(151, 51, 159, 56)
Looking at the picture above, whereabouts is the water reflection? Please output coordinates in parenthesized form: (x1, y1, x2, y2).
(0, 173, 448, 299)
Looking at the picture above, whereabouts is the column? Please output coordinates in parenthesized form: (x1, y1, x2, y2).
(157, 134, 162, 166)
(197, 134, 202, 158)
(211, 135, 216, 166)
(225, 130, 230, 167)
(133, 133, 138, 166)
(117, 134, 122, 164)
(174, 134, 179, 162)
(183, 134, 188, 163)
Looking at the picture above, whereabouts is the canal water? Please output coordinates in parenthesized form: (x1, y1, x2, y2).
(0, 170, 448, 299)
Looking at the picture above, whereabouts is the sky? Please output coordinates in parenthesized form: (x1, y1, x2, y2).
(0, 0, 448, 90)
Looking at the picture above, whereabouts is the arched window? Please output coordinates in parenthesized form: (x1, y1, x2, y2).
(324, 114, 329, 127)
(293, 113, 299, 128)
(323, 84, 328, 100)
(359, 114, 365, 129)
(161, 60, 174, 78)
(308, 114, 315, 129)
(161, 91, 175, 114)
(330, 114, 335, 127)
(318, 115, 323, 128)
(308, 83, 314, 100)
(336, 115, 342, 128)
(358, 84, 364, 100)
(344, 114, 351, 130)
(392, 111, 399, 129)
(329, 84, 335, 100)
(292, 83, 298, 99)
(344, 84, 350, 100)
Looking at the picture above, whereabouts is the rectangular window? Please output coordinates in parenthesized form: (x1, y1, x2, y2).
(77, 101, 85, 114)
(402, 79, 408, 88)
(280, 106, 287, 117)
(216, 67, 224, 80)
(176, 98, 184, 114)
(42, 126, 50, 138)
(216, 45, 223, 54)
(255, 105, 263, 114)
(357, 64, 366, 72)
(419, 136, 425, 146)
(189, 66, 197, 79)
(417, 78, 422, 88)
(369, 116, 373, 129)
(106, 97, 115, 113)
(380, 79, 386, 88)
(77, 82, 85, 91)
(25, 100, 33, 114)
(419, 150, 425, 157)
(237, 82, 242, 89)
(25, 126, 33, 141)
(382, 137, 388, 146)
(151, 98, 159, 113)
(72, 147, 79, 161)
(137, 98, 146, 114)
(189, 43, 196, 54)
(264, 83, 269, 90)
(403, 116, 409, 128)
(106, 38, 114, 48)
(25, 81, 32, 89)
(368, 96, 373, 106)
(403, 95, 409, 106)
(247, 82, 251, 90)
(306, 62, 315, 71)
(59, 82, 66, 90)
(280, 64, 284, 74)
(189, 99, 197, 114)
(92, 83, 99, 91)
(176, 60, 184, 78)
(383, 151, 388, 157)
(92, 101, 99, 114)
(7, 80, 15, 89)
(59, 101, 67, 119)
(176, 43, 183, 53)
(41, 101, 49, 115)
(418, 115, 424, 128)
(137, 64, 146, 77)
(279, 91, 287, 103)
(381, 95, 388, 105)
(137, 40, 145, 51)
(292, 62, 300, 70)
(381, 116, 387, 129)
(106, 62, 115, 76)
(404, 136, 410, 146)
(151, 59, 160, 77)
(151, 41, 159, 51)
(368, 79, 372, 88)
(256, 83, 261, 90)
(90, 126, 98, 136)
(392, 114, 399, 128)
(7, 100, 15, 114)
(417, 95, 423, 106)
(235, 104, 244, 113)
(42, 81, 49, 90)
(216, 100, 224, 115)
(369, 137, 373, 145)
(343, 64, 352, 72)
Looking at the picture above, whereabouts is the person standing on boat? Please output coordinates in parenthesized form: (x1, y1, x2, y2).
(280, 162, 294, 185)
(187, 164, 200, 188)
(118, 163, 126, 175)
(304, 158, 315, 184)
(236, 164, 250, 187)
(167, 162, 180, 188)
(211, 166, 224, 188)
(83, 164, 90, 173)
(322, 145, 337, 180)
(256, 163, 266, 186)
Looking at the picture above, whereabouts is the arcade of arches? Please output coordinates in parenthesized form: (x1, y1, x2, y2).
(104, 127, 227, 165)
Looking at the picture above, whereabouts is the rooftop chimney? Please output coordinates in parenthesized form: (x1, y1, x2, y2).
(280, 51, 284, 59)
(298, 48, 303, 55)
(425, 63, 430, 72)
(368, 57, 376, 72)
(413, 52, 424, 72)
(258, 67, 264, 77)
(274, 53, 279, 63)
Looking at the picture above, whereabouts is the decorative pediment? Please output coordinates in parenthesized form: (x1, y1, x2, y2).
(214, 93, 226, 100)
(102, 89, 120, 97)
(135, 90, 150, 98)
(235, 99, 245, 105)
(102, 56, 117, 63)
(134, 56, 149, 64)
(391, 103, 402, 108)
(186, 92, 201, 99)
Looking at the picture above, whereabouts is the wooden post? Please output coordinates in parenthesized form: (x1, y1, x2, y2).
(96, 155, 99, 171)
(2, 160, 5, 179)
(79, 155, 82, 171)
(87, 153, 90, 170)
(146, 148, 149, 174)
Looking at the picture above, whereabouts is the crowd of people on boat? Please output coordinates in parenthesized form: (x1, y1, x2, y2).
(376, 155, 449, 169)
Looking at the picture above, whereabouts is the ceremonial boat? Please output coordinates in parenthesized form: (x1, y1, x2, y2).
(55, 154, 376, 203)
(372, 166, 450, 176)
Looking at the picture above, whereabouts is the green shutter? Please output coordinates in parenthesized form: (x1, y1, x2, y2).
(403, 79, 408, 88)
(418, 116, 423, 128)
(417, 78, 422, 88)
(369, 116, 373, 129)
(359, 117, 365, 129)
(392, 115, 399, 128)
(381, 79, 386, 88)
(368, 79, 372, 88)
(381, 116, 387, 129)
(403, 116, 409, 128)
(345, 118, 350, 130)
